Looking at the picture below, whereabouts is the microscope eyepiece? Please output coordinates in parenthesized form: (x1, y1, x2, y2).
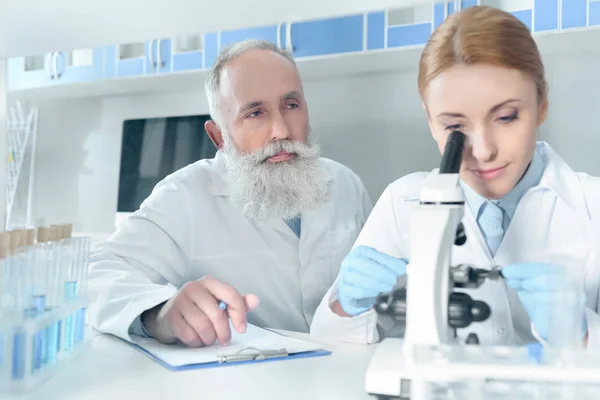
(439, 130, 466, 174)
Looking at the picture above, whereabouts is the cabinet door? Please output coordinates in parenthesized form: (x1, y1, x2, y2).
(534, 0, 559, 31)
(220, 25, 280, 49)
(434, 0, 478, 29)
(291, 15, 364, 58)
(145, 39, 172, 74)
(53, 47, 105, 85)
(591, 1, 600, 27)
(7, 53, 55, 91)
(386, 5, 433, 48)
(104, 42, 148, 78)
(171, 35, 204, 72)
(204, 33, 219, 69)
(561, 0, 587, 29)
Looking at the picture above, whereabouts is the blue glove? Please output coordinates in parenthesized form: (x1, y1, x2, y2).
(502, 262, 587, 342)
(337, 245, 408, 316)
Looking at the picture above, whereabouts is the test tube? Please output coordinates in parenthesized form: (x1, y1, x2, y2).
(26, 229, 46, 372)
(39, 227, 60, 366)
(51, 226, 65, 357)
(54, 225, 74, 352)
(73, 236, 91, 344)
(0, 232, 11, 382)
(9, 230, 28, 380)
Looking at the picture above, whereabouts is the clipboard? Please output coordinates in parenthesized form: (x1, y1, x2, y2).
(125, 323, 331, 371)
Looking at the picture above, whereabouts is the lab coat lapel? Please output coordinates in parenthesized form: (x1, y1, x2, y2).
(261, 218, 298, 238)
(494, 189, 554, 265)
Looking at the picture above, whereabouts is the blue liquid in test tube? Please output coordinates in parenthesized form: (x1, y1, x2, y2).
(42, 228, 62, 366)
(9, 244, 27, 381)
(63, 281, 77, 351)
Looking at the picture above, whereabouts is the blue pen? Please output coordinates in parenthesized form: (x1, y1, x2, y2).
(218, 301, 227, 311)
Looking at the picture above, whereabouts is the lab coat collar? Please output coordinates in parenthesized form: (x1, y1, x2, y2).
(536, 141, 591, 220)
(210, 151, 232, 196)
(209, 150, 333, 196)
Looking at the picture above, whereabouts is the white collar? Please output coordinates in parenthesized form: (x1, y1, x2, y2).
(535, 141, 591, 220)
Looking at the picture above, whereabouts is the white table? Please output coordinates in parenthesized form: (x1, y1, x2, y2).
(9, 330, 377, 400)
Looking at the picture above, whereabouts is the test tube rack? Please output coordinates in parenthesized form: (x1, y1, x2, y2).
(0, 225, 91, 394)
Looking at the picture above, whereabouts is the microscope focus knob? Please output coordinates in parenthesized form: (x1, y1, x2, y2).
(448, 292, 491, 329)
(454, 222, 467, 246)
(374, 287, 407, 321)
(465, 333, 480, 345)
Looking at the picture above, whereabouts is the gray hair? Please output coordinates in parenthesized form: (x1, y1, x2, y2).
(204, 39, 297, 128)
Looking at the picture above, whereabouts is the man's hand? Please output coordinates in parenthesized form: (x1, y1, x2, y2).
(142, 277, 260, 347)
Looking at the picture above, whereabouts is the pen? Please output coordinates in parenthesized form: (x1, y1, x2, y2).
(218, 301, 227, 311)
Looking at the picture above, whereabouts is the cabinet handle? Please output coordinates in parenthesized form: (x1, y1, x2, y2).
(52, 52, 60, 80)
(46, 52, 55, 79)
(157, 39, 165, 68)
(276, 23, 282, 48)
(149, 39, 156, 68)
(55, 52, 65, 79)
(285, 22, 294, 52)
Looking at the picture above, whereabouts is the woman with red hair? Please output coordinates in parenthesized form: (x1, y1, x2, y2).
(312, 6, 600, 350)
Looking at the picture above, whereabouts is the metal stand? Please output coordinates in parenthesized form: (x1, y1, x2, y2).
(6, 100, 38, 230)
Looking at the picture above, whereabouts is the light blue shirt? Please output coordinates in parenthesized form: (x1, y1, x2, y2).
(460, 147, 546, 255)
(284, 215, 301, 237)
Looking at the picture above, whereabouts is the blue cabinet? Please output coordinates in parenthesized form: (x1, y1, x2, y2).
(590, 1, 600, 26)
(388, 23, 432, 48)
(562, 0, 587, 29)
(7, 48, 104, 91)
(7, 53, 55, 91)
(170, 33, 222, 72)
(104, 42, 146, 78)
(53, 48, 105, 85)
(511, 9, 533, 31)
(145, 39, 172, 74)
(291, 15, 364, 57)
(105, 39, 172, 79)
(220, 25, 281, 49)
(204, 33, 219, 69)
(171, 35, 204, 72)
(534, 0, 559, 31)
(434, 1, 478, 30)
(367, 12, 385, 50)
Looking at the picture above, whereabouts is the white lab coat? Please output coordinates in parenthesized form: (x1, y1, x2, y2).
(88, 151, 372, 342)
(311, 142, 600, 350)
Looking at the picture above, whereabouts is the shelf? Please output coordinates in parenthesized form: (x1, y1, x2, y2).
(8, 27, 600, 102)
(1, 0, 431, 58)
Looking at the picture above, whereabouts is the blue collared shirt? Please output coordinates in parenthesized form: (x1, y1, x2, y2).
(460, 147, 546, 250)
(284, 215, 301, 237)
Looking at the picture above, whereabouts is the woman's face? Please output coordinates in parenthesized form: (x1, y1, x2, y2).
(424, 63, 548, 199)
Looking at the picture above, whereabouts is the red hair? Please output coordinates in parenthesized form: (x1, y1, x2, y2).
(418, 6, 547, 102)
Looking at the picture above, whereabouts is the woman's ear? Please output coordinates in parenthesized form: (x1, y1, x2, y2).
(538, 96, 549, 127)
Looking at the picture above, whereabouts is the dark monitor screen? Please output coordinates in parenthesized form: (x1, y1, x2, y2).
(117, 114, 216, 212)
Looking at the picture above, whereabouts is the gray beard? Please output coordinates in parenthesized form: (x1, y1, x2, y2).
(222, 133, 331, 221)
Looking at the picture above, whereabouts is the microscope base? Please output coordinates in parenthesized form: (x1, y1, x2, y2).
(365, 338, 600, 399)
(364, 338, 409, 399)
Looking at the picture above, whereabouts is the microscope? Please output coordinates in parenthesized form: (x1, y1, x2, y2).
(364, 130, 498, 399)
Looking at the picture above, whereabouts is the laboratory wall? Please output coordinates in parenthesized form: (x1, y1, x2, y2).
(13, 51, 600, 234)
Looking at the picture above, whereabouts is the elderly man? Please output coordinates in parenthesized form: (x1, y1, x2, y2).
(88, 39, 372, 348)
